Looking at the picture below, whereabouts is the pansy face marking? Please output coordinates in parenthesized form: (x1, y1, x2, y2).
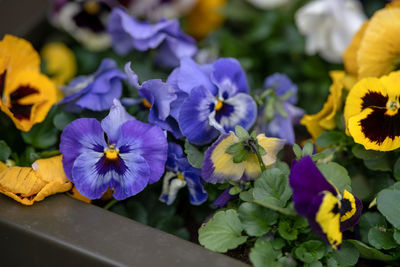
(289, 156, 362, 249)
(345, 72, 400, 151)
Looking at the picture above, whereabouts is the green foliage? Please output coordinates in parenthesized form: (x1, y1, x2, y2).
(198, 210, 247, 253)
(368, 226, 398, 250)
(317, 162, 352, 193)
(316, 131, 349, 148)
(249, 238, 282, 267)
(234, 125, 249, 140)
(348, 240, 397, 262)
(0, 140, 11, 162)
(359, 212, 387, 244)
(294, 240, 326, 263)
(184, 140, 204, 169)
(53, 112, 77, 131)
(377, 183, 400, 229)
(331, 241, 359, 267)
(238, 202, 278, 236)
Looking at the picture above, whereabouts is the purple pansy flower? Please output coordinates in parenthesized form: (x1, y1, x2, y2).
(124, 63, 183, 138)
(59, 58, 126, 112)
(255, 73, 304, 145)
(213, 186, 239, 208)
(168, 57, 257, 145)
(107, 8, 197, 68)
(289, 156, 363, 249)
(160, 142, 207, 205)
(60, 99, 168, 200)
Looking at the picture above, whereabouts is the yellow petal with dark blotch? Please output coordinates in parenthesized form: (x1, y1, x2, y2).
(343, 21, 369, 76)
(340, 190, 356, 222)
(358, 8, 400, 78)
(344, 77, 384, 132)
(257, 134, 285, 168)
(301, 71, 345, 139)
(380, 70, 400, 96)
(386, 0, 400, 9)
(316, 191, 342, 250)
(0, 155, 72, 205)
(41, 42, 77, 86)
(244, 154, 261, 180)
(1, 70, 57, 132)
(211, 132, 245, 181)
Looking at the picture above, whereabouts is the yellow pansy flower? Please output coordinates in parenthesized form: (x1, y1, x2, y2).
(41, 42, 77, 86)
(0, 35, 57, 131)
(0, 155, 73, 205)
(344, 71, 400, 151)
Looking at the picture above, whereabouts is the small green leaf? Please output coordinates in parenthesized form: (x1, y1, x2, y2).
(53, 112, 76, 131)
(271, 238, 285, 250)
(293, 144, 302, 160)
(359, 212, 387, 243)
(250, 130, 257, 140)
(253, 168, 292, 208)
(233, 149, 249, 163)
(234, 125, 249, 140)
(229, 186, 241, 195)
(257, 145, 266, 156)
(316, 131, 346, 148)
(332, 240, 359, 266)
(393, 229, 400, 245)
(304, 262, 323, 267)
(275, 101, 288, 118)
(294, 240, 325, 263)
(302, 140, 314, 157)
(352, 144, 385, 160)
(368, 226, 398, 250)
(198, 210, 247, 253)
(184, 140, 204, 169)
(393, 157, 400, 181)
(0, 140, 11, 162)
(239, 189, 254, 202)
(238, 202, 278, 237)
(364, 157, 392, 172)
(377, 186, 400, 228)
(225, 142, 243, 154)
(317, 162, 352, 193)
(348, 239, 397, 261)
(249, 238, 282, 267)
(278, 219, 298, 240)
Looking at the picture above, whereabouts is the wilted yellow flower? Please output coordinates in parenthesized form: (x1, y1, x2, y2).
(0, 155, 73, 205)
(0, 35, 57, 131)
(343, 4, 400, 79)
(344, 71, 400, 151)
(41, 42, 77, 86)
(186, 0, 226, 40)
(301, 71, 345, 139)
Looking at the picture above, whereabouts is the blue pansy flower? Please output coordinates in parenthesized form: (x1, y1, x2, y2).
(255, 73, 305, 145)
(160, 142, 207, 205)
(107, 8, 197, 68)
(124, 62, 183, 139)
(59, 58, 126, 112)
(60, 99, 168, 200)
(168, 57, 257, 145)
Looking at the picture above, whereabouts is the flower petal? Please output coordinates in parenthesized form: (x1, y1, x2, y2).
(184, 171, 208, 205)
(257, 134, 285, 168)
(211, 58, 249, 96)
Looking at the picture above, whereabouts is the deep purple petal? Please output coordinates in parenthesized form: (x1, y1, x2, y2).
(60, 118, 107, 182)
(289, 156, 338, 216)
(340, 195, 363, 232)
(101, 99, 135, 144)
(211, 58, 249, 96)
(213, 186, 238, 208)
(117, 120, 168, 184)
(179, 86, 219, 145)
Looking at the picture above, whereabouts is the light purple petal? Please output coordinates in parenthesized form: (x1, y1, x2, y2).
(211, 58, 249, 96)
(124, 62, 140, 88)
(264, 73, 298, 104)
(184, 171, 208, 205)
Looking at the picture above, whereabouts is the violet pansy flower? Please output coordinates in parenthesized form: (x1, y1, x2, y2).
(59, 58, 126, 112)
(289, 156, 363, 249)
(160, 142, 207, 205)
(60, 99, 168, 200)
(107, 8, 197, 68)
(255, 73, 304, 145)
(169, 57, 257, 145)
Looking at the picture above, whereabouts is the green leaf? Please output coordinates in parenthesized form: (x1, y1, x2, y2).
(352, 144, 385, 160)
(253, 168, 292, 208)
(294, 240, 325, 263)
(393, 229, 400, 245)
(364, 157, 392, 172)
(316, 131, 346, 148)
(239, 189, 254, 202)
(359, 212, 387, 243)
(332, 240, 359, 266)
(393, 157, 400, 181)
(238, 202, 278, 237)
(234, 125, 249, 140)
(184, 140, 204, 169)
(317, 162, 352, 193)
(233, 149, 249, 163)
(302, 140, 314, 157)
(53, 112, 76, 131)
(377, 186, 400, 228)
(225, 142, 243, 154)
(348, 240, 397, 261)
(304, 262, 323, 267)
(368, 226, 398, 250)
(0, 140, 11, 162)
(249, 238, 282, 267)
(278, 219, 298, 241)
(271, 238, 285, 250)
(229, 186, 241, 195)
(293, 144, 302, 160)
(198, 210, 247, 253)
(326, 257, 338, 267)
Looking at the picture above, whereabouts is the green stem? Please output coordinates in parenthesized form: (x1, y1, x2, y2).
(104, 199, 119, 210)
(36, 150, 60, 158)
(255, 149, 266, 173)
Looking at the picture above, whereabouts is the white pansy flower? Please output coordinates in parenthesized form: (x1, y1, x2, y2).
(295, 0, 366, 63)
(246, 0, 291, 9)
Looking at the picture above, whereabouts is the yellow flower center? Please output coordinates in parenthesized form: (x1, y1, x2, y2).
(142, 99, 152, 109)
(84, 1, 100, 15)
(104, 145, 119, 160)
(215, 99, 223, 111)
(177, 172, 185, 181)
(386, 98, 399, 116)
